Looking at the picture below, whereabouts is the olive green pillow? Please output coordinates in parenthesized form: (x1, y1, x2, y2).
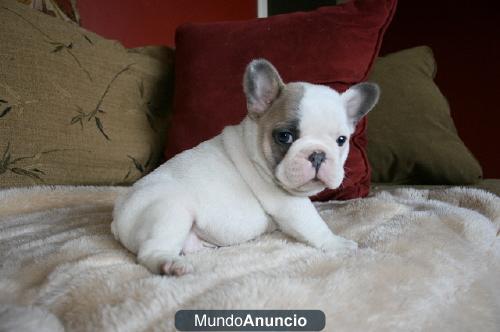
(367, 46, 482, 184)
(0, 0, 174, 187)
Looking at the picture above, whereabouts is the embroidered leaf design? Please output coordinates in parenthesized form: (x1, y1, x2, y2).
(123, 168, 132, 181)
(145, 112, 156, 132)
(4, 7, 92, 81)
(1, 142, 10, 158)
(127, 155, 144, 173)
(138, 80, 144, 98)
(70, 112, 84, 129)
(66, 50, 92, 81)
(144, 150, 154, 169)
(68, 64, 133, 140)
(3, 152, 11, 169)
(70, 115, 82, 124)
(83, 34, 93, 44)
(95, 117, 110, 140)
(124, 148, 156, 181)
(0, 98, 12, 118)
(10, 167, 42, 180)
(0, 106, 12, 118)
(51, 44, 65, 53)
(1, 143, 11, 172)
(31, 168, 45, 174)
(0, 142, 69, 181)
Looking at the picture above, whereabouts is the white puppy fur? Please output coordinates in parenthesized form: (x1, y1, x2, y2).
(111, 59, 380, 275)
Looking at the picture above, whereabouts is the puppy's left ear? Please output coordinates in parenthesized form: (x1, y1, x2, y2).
(341, 82, 380, 130)
(243, 59, 284, 118)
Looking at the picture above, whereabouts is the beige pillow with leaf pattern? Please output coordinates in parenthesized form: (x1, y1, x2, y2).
(0, 0, 174, 187)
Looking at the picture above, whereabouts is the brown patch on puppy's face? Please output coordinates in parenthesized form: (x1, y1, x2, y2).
(256, 83, 304, 172)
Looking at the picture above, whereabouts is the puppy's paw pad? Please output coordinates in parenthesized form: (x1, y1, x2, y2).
(161, 261, 173, 274)
(321, 237, 358, 254)
(341, 239, 358, 251)
(162, 260, 193, 276)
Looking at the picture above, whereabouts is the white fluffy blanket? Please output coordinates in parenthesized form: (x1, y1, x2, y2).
(0, 186, 499, 331)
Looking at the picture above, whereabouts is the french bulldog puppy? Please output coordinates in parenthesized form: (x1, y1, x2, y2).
(111, 59, 379, 276)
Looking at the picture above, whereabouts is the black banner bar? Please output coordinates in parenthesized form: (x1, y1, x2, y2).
(175, 310, 325, 331)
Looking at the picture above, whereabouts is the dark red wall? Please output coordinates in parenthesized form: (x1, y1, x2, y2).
(381, 0, 500, 178)
(77, 0, 257, 48)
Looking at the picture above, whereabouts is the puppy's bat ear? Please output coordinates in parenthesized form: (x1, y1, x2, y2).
(341, 82, 380, 130)
(243, 59, 284, 117)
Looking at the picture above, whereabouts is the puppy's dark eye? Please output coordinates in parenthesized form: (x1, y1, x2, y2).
(336, 136, 347, 147)
(275, 131, 294, 145)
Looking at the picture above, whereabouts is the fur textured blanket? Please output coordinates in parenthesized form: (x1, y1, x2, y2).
(0, 186, 499, 331)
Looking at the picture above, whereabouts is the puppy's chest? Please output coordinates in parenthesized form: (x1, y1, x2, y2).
(193, 188, 275, 246)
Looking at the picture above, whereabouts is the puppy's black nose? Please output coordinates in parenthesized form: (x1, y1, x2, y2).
(308, 151, 326, 173)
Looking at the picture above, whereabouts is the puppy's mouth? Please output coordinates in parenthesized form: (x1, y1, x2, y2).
(302, 177, 327, 189)
(283, 178, 327, 197)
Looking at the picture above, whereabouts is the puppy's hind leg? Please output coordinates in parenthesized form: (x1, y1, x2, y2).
(136, 202, 194, 276)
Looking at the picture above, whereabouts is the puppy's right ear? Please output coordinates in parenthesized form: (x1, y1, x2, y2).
(243, 59, 284, 117)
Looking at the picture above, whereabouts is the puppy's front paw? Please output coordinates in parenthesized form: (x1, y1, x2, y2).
(162, 259, 193, 276)
(138, 252, 193, 276)
(320, 236, 358, 254)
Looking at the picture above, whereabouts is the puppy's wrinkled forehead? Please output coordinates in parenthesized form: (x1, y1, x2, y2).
(258, 82, 347, 137)
(298, 83, 350, 136)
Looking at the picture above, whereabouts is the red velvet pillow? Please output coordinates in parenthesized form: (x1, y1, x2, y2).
(166, 0, 397, 201)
